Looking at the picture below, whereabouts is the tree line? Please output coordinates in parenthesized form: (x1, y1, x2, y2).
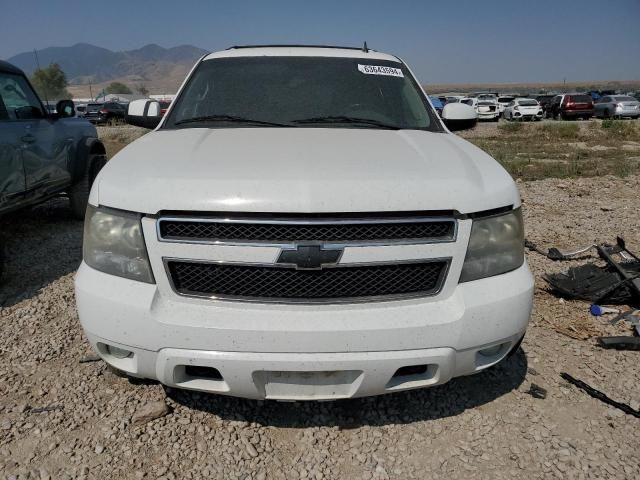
(30, 63, 149, 100)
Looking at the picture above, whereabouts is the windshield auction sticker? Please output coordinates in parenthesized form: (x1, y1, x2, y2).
(357, 64, 404, 77)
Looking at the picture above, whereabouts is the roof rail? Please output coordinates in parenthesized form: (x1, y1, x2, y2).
(226, 44, 375, 52)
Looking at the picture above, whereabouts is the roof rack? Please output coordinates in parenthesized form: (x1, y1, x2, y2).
(226, 44, 374, 52)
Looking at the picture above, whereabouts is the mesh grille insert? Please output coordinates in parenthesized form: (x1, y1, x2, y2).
(167, 260, 448, 302)
(159, 218, 455, 243)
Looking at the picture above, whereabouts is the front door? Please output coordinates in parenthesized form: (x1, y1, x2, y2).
(0, 72, 71, 202)
(0, 73, 27, 214)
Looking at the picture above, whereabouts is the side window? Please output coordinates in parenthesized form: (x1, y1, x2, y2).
(0, 72, 44, 120)
(0, 73, 44, 120)
(602, 97, 611, 103)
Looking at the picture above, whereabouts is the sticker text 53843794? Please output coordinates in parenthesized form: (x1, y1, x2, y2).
(357, 64, 404, 78)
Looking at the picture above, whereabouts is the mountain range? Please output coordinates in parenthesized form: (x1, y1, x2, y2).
(7, 43, 209, 94)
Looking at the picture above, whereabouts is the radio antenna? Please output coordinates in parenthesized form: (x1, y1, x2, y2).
(362, 41, 369, 53)
(33, 48, 50, 106)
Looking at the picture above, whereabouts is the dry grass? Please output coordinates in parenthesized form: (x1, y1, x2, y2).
(497, 122, 524, 134)
(539, 123, 580, 139)
(601, 119, 638, 139)
(466, 120, 640, 181)
(97, 126, 147, 159)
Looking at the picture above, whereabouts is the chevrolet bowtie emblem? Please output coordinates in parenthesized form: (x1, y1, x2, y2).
(277, 245, 342, 270)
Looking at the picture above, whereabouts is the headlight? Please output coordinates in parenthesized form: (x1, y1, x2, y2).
(459, 208, 524, 283)
(83, 205, 154, 283)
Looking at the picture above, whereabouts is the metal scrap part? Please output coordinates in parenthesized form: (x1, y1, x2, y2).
(560, 372, 640, 419)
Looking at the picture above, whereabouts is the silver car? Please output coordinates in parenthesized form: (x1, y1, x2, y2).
(593, 95, 640, 119)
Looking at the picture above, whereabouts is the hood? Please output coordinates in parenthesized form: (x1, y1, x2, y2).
(93, 128, 520, 214)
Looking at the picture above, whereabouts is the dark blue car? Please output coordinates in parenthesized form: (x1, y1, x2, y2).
(429, 96, 444, 116)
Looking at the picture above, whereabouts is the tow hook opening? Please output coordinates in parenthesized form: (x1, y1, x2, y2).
(385, 364, 438, 390)
(183, 365, 223, 381)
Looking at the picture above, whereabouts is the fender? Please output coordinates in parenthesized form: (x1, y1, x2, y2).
(71, 137, 106, 183)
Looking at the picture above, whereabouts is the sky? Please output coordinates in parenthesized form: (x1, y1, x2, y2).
(2, 0, 639, 84)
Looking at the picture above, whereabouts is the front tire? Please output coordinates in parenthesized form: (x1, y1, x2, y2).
(69, 153, 107, 220)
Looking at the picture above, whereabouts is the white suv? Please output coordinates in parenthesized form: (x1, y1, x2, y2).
(75, 45, 533, 400)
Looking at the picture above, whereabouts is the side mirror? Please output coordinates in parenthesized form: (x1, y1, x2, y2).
(56, 100, 75, 118)
(126, 99, 162, 129)
(441, 103, 478, 131)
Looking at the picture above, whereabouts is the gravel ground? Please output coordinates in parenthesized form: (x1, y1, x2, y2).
(1, 176, 639, 479)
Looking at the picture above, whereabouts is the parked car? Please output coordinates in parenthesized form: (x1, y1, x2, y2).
(535, 94, 555, 116)
(84, 102, 127, 125)
(548, 94, 593, 120)
(593, 95, 640, 119)
(75, 103, 87, 118)
(159, 100, 172, 115)
(0, 60, 106, 280)
(429, 96, 444, 116)
(462, 95, 499, 121)
(503, 98, 544, 121)
(77, 45, 531, 401)
(497, 95, 515, 117)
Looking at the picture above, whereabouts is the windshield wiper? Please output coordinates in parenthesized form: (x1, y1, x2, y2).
(292, 115, 400, 130)
(174, 114, 291, 127)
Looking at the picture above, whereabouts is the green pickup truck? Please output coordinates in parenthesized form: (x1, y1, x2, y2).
(0, 60, 106, 280)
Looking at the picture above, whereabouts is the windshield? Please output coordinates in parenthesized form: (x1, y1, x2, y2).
(614, 96, 636, 102)
(164, 56, 441, 131)
(570, 95, 592, 103)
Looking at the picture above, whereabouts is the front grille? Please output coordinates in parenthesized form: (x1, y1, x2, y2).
(167, 260, 449, 303)
(159, 217, 455, 244)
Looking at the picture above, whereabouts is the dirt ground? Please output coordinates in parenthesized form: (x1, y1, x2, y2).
(0, 139, 639, 478)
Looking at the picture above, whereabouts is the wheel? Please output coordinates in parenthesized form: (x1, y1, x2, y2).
(107, 117, 117, 127)
(603, 109, 611, 119)
(69, 153, 107, 220)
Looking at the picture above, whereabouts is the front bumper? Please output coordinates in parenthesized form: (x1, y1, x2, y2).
(76, 259, 534, 400)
